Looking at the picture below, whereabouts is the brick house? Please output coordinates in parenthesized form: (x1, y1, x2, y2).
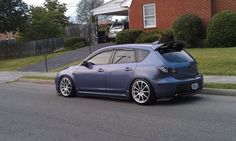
(93, 0, 236, 30)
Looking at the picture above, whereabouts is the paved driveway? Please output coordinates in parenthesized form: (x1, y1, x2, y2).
(19, 43, 114, 72)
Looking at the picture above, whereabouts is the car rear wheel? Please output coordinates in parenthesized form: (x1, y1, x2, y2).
(131, 79, 156, 105)
(59, 76, 75, 97)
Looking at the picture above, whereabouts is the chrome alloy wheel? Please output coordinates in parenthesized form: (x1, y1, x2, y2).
(60, 77, 73, 97)
(132, 80, 151, 104)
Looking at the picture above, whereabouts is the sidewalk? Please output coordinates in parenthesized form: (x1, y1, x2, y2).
(204, 75, 236, 84)
(0, 71, 56, 83)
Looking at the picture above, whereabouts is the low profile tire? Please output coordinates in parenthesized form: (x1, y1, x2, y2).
(131, 79, 156, 105)
(59, 76, 75, 97)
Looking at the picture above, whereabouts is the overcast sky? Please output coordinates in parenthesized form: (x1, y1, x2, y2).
(23, 0, 112, 22)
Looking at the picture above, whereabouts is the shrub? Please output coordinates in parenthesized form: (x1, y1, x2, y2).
(159, 29, 175, 43)
(136, 30, 161, 43)
(116, 30, 143, 44)
(136, 29, 174, 43)
(64, 37, 86, 49)
(172, 14, 205, 47)
(207, 10, 236, 47)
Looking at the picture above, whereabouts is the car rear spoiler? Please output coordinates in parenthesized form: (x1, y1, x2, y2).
(154, 41, 186, 54)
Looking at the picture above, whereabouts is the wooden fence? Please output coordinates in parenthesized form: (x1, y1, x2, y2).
(0, 38, 64, 58)
(0, 39, 16, 47)
(64, 23, 97, 45)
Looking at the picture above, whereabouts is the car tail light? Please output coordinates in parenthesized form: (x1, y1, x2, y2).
(157, 67, 177, 74)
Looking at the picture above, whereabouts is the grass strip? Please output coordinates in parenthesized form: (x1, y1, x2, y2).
(204, 83, 236, 90)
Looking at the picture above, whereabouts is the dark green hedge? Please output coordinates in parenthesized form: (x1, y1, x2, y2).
(116, 30, 143, 44)
(136, 29, 174, 43)
(172, 14, 205, 47)
(136, 30, 161, 43)
(207, 10, 236, 47)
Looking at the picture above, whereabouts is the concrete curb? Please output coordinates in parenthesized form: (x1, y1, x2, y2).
(202, 88, 236, 97)
(12, 78, 236, 97)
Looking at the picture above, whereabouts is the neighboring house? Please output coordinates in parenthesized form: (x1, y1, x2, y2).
(93, 0, 236, 30)
(0, 32, 19, 41)
(98, 19, 112, 26)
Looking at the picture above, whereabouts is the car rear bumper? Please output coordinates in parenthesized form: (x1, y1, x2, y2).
(152, 74, 203, 98)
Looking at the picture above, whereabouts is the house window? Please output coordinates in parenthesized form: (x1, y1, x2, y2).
(143, 3, 156, 28)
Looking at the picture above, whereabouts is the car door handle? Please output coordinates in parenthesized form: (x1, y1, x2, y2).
(124, 67, 132, 71)
(97, 68, 104, 72)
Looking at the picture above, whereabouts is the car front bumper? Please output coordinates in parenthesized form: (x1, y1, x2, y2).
(152, 74, 203, 98)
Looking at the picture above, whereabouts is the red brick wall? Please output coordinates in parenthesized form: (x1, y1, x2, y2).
(129, 0, 212, 30)
(214, 0, 236, 13)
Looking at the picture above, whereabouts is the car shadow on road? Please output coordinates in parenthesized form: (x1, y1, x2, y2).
(68, 94, 203, 106)
(73, 95, 132, 104)
(154, 95, 203, 106)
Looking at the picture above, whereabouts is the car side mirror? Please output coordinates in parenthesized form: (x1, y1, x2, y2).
(81, 60, 88, 66)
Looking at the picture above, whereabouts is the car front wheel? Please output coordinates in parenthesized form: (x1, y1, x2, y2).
(131, 79, 156, 105)
(59, 76, 75, 97)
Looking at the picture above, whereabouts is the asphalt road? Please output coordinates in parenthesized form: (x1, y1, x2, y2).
(0, 82, 235, 141)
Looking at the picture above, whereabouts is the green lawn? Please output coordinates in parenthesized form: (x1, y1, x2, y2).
(51, 60, 81, 72)
(1, 47, 236, 76)
(186, 47, 236, 76)
(0, 49, 70, 71)
(204, 83, 236, 90)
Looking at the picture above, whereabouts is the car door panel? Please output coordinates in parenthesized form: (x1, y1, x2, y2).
(106, 49, 137, 95)
(75, 65, 107, 93)
(106, 63, 136, 95)
(74, 50, 113, 94)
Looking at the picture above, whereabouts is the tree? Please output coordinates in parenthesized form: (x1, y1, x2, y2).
(0, 0, 29, 32)
(44, 0, 69, 27)
(21, 0, 69, 41)
(76, 0, 104, 24)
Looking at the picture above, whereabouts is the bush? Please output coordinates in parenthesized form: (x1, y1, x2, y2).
(64, 37, 86, 49)
(136, 29, 174, 43)
(116, 30, 143, 44)
(159, 29, 175, 43)
(207, 10, 236, 47)
(172, 14, 205, 47)
(136, 30, 161, 43)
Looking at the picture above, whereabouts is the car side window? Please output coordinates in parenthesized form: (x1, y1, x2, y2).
(136, 49, 150, 62)
(113, 50, 136, 64)
(88, 50, 113, 65)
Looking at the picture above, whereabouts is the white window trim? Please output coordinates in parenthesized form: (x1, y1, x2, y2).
(143, 3, 156, 29)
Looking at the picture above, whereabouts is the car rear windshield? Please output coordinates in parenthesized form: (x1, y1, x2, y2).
(156, 42, 194, 62)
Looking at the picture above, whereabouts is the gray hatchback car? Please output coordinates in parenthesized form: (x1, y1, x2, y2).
(55, 41, 203, 105)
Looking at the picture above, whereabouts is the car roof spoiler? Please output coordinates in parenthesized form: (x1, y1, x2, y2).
(153, 41, 186, 51)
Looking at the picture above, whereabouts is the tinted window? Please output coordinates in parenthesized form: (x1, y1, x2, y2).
(88, 51, 113, 65)
(113, 50, 136, 64)
(159, 50, 194, 62)
(136, 49, 150, 62)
